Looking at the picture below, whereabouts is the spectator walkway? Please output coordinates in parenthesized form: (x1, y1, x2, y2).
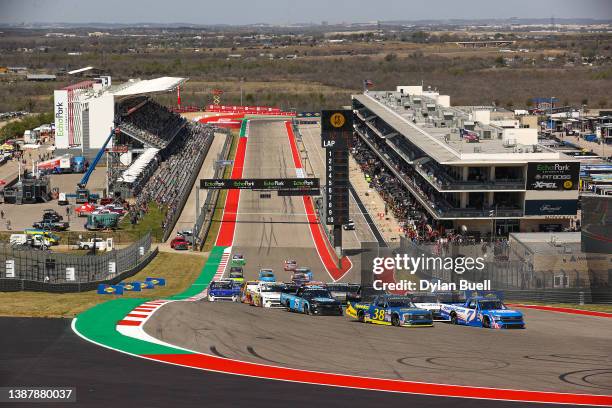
(348, 154, 404, 243)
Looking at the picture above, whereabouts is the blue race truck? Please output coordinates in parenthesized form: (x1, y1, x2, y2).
(440, 296, 525, 329)
(207, 280, 241, 302)
(280, 286, 343, 315)
(346, 294, 433, 327)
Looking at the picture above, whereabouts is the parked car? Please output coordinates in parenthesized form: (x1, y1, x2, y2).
(42, 209, 63, 222)
(342, 219, 355, 230)
(170, 236, 190, 250)
(32, 220, 69, 231)
(78, 237, 108, 251)
(178, 229, 195, 245)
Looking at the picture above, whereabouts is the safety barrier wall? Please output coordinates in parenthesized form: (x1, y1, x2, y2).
(0, 233, 156, 292)
(196, 128, 233, 249)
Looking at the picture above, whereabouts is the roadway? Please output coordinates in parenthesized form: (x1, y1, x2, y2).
(145, 301, 612, 396)
(5, 317, 533, 408)
(230, 120, 340, 283)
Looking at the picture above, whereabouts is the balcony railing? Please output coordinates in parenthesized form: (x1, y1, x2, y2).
(354, 126, 524, 219)
(414, 164, 525, 191)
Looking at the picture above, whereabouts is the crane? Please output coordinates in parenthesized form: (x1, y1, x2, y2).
(75, 128, 117, 204)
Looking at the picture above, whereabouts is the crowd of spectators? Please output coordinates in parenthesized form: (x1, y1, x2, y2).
(132, 122, 213, 232)
(119, 99, 186, 149)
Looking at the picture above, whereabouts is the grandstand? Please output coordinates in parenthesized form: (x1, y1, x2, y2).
(113, 97, 214, 235)
(53, 75, 216, 238)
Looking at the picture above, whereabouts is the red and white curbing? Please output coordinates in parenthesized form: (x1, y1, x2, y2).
(184, 247, 233, 302)
(214, 248, 231, 281)
(117, 300, 173, 328)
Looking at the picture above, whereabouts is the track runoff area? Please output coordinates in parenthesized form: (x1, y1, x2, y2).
(72, 119, 612, 407)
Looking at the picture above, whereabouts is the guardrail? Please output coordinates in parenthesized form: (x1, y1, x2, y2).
(0, 233, 156, 292)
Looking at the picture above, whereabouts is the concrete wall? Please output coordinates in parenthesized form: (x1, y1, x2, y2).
(87, 93, 114, 150)
(397, 85, 423, 96)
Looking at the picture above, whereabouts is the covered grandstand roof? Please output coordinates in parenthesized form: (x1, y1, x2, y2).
(118, 148, 159, 183)
(113, 77, 188, 97)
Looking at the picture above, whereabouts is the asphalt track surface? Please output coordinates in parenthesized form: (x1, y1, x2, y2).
(1, 317, 583, 408)
(0, 318, 592, 408)
(230, 120, 361, 282)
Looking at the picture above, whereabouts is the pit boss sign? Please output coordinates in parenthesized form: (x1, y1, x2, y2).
(526, 162, 580, 190)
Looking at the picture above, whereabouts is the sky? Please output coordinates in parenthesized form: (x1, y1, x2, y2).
(1, 0, 611, 25)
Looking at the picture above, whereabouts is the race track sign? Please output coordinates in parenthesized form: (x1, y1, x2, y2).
(321, 110, 351, 226)
(321, 110, 352, 132)
(200, 178, 320, 190)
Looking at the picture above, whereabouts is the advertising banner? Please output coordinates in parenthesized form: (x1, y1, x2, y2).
(200, 178, 319, 190)
(146, 277, 166, 286)
(526, 162, 580, 190)
(96, 284, 124, 295)
(524, 199, 578, 216)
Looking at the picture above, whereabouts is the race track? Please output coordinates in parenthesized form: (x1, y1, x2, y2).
(8, 317, 538, 408)
(143, 120, 612, 402)
(144, 300, 612, 395)
(229, 120, 357, 282)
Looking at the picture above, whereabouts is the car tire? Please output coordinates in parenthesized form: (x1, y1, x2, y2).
(482, 317, 491, 328)
(209, 296, 215, 302)
(357, 310, 365, 323)
(83, 245, 89, 250)
(303, 305, 309, 315)
(450, 313, 458, 325)
(391, 314, 400, 327)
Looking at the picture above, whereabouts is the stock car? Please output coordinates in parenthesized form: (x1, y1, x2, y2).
(250, 282, 290, 308)
(410, 293, 450, 321)
(295, 267, 313, 281)
(283, 260, 298, 271)
(325, 283, 360, 304)
(440, 297, 525, 329)
(207, 280, 241, 302)
(231, 254, 246, 267)
(228, 266, 244, 282)
(346, 294, 433, 327)
(280, 286, 343, 316)
(240, 280, 259, 303)
(258, 269, 276, 282)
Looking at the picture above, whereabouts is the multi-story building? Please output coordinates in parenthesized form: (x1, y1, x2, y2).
(352, 86, 580, 235)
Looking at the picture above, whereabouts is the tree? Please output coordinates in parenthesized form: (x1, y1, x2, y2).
(581, 98, 589, 107)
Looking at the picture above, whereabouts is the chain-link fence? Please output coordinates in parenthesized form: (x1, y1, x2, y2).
(0, 232, 156, 292)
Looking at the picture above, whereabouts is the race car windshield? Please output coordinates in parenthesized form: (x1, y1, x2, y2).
(479, 301, 506, 310)
(304, 290, 331, 299)
(260, 271, 274, 277)
(412, 295, 438, 303)
(211, 281, 232, 289)
(229, 272, 242, 278)
(261, 284, 284, 292)
(387, 298, 414, 308)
